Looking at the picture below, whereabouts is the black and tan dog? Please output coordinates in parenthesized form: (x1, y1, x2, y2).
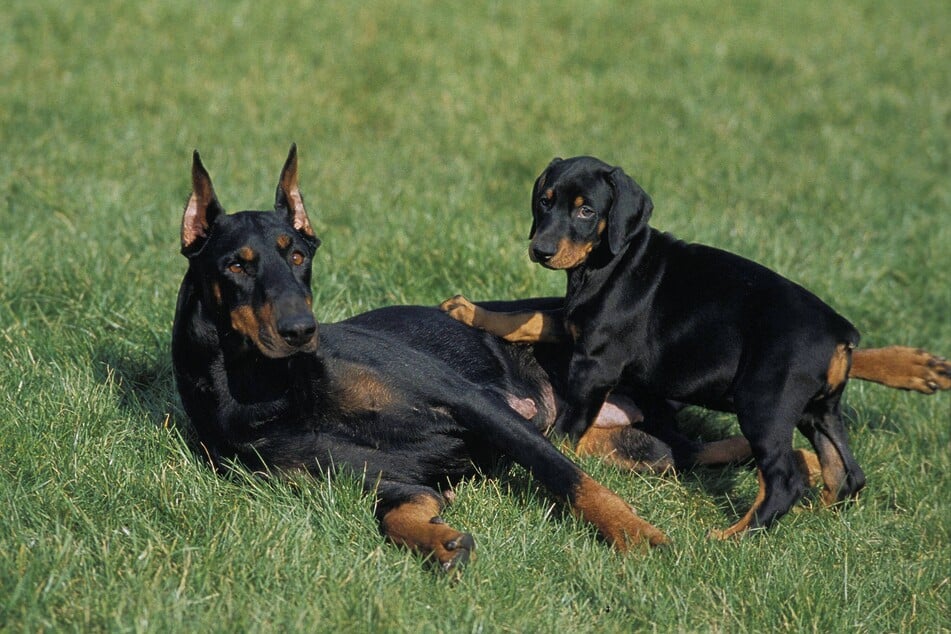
(172, 146, 706, 573)
(442, 155, 950, 537)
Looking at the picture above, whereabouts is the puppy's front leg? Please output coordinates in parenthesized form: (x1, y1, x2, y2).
(554, 352, 622, 439)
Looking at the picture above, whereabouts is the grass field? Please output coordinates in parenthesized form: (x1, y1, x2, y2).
(2, 1, 949, 631)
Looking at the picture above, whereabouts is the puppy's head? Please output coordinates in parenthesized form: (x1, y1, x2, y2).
(180, 144, 322, 358)
(528, 156, 652, 269)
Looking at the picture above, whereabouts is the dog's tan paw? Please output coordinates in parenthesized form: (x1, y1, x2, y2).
(439, 295, 480, 328)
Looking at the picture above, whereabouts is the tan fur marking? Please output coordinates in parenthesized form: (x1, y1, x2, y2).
(549, 237, 595, 269)
(597, 219, 607, 236)
(710, 470, 767, 539)
(710, 449, 820, 539)
(826, 343, 850, 392)
(238, 246, 255, 262)
(576, 426, 673, 473)
(335, 364, 397, 412)
(230, 303, 288, 357)
(544, 188, 554, 201)
(818, 447, 847, 507)
(797, 449, 823, 487)
(210, 282, 223, 306)
(691, 436, 752, 466)
(381, 495, 472, 567)
(850, 346, 951, 393)
(230, 305, 261, 341)
(276, 234, 291, 249)
(571, 474, 668, 549)
(439, 296, 565, 344)
(574, 196, 585, 208)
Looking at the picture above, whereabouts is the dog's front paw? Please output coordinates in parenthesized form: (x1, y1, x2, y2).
(439, 295, 480, 328)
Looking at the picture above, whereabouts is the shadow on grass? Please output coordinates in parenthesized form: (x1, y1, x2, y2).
(93, 342, 195, 442)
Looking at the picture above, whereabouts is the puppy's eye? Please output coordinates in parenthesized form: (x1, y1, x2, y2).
(228, 262, 245, 275)
(577, 206, 595, 220)
(538, 196, 552, 210)
(290, 251, 305, 266)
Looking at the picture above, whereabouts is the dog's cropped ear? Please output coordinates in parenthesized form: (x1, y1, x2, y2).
(275, 143, 320, 248)
(529, 157, 562, 239)
(181, 150, 225, 256)
(605, 166, 653, 255)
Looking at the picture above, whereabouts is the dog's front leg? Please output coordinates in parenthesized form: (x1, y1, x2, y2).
(554, 352, 622, 440)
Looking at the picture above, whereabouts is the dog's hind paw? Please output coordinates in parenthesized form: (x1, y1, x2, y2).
(850, 346, 951, 393)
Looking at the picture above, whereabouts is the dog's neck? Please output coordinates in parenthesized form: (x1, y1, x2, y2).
(564, 226, 655, 308)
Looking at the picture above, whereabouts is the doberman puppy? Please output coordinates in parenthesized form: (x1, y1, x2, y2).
(442, 155, 950, 537)
(172, 146, 680, 574)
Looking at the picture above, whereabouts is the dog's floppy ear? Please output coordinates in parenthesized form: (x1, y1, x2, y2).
(605, 166, 652, 254)
(529, 157, 562, 239)
(181, 150, 225, 256)
(274, 143, 320, 248)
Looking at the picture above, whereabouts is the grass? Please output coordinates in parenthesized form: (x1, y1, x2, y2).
(1, 0, 949, 631)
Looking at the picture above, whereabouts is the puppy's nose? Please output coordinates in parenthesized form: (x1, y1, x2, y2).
(531, 244, 556, 263)
(278, 314, 317, 347)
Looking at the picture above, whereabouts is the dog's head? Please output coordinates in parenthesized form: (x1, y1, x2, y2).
(180, 144, 321, 358)
(527, 156, 653, 269)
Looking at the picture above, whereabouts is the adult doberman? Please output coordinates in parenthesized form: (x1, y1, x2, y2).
(173, 146, 686, 574)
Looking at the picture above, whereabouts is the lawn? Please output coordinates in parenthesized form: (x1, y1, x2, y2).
(1, 1, 949, 631)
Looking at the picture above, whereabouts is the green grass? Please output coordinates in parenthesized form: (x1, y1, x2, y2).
(2, 0, 949, 631)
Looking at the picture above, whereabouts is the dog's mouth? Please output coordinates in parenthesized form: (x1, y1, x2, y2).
(230, 305, 319, 358)
(258, 331, 319, 359)
(529, 240, 592, 270)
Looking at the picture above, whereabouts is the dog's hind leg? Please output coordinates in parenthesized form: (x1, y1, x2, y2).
(850, 346, 950, 393)
(376, 482, 475, 574)
(712, 361, 820, 535)
(709, 448, 820, 539)
(797, 397, 866, 507)
(448, 388, 669, 549)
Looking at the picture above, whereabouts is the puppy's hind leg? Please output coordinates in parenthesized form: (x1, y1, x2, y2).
(797, 395, 866, 507)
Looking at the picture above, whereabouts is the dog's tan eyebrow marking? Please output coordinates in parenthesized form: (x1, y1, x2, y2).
(544, 188, 554, 200)
(574, 196, 585, 208)
(276, 234, 291, 249)
(238, 246, 256, 261)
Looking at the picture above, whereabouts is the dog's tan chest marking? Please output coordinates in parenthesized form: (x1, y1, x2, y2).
(334, 364, 398, 413)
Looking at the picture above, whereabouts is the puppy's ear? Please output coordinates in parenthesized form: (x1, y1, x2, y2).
(529, 157, 562, 239)
(181, 150, 225, 256)
(275, 143, 320, 248)
(605, 166, 652, 254)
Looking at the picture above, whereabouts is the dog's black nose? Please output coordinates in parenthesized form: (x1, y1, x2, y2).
(531, 244, 556, 263)
(278, 314, 317, 347)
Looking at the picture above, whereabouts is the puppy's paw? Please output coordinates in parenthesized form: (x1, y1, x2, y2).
(439, 295, 480, 328)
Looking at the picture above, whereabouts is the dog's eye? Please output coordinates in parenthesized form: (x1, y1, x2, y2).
(228, 262, 245, 275)
(577, 206, 595, 220)
(290, 251, 305, 266)
(538, 196, 552, 210)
